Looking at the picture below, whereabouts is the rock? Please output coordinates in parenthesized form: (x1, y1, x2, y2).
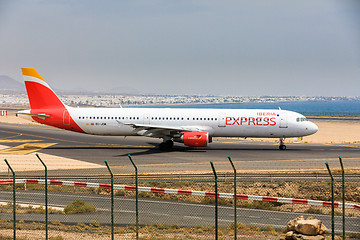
(292, 233, 325, 240)
(295, 219, 322, 235)
(283, 216, 328, 240)
(286, 216, 305, 231)
(295, 219, 328, 236)
(285, 216, 328, 236)
(318, 222, 328, 235)
(285, 231, 294, 239)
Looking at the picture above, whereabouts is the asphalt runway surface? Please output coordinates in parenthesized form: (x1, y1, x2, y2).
(0, 190, 358, 233)
(0, 123, 359, 176)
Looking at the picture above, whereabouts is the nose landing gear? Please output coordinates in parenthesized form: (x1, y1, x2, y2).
(279, 138, 286, 150)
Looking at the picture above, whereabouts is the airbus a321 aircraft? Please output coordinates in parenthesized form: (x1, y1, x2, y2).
(17, 68, 318, 150)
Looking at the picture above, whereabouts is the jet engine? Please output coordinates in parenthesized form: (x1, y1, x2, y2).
(174, 131, 212, 147)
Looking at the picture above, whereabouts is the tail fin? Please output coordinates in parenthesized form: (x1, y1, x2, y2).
(21, 68, 65, 110)
(20, 68, 85, 133)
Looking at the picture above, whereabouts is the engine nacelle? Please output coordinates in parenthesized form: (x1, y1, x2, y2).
(174, 131, 212, 147)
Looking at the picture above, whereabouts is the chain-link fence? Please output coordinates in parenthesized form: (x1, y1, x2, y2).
(0, 157, 359, 239)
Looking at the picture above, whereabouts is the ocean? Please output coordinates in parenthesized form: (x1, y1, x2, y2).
(136, 101, 360, 117)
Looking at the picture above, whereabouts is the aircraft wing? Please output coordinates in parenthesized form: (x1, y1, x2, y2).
(116, 120, 213, 138)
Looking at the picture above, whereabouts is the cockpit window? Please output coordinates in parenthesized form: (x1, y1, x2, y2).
(296, 117, 308, 122)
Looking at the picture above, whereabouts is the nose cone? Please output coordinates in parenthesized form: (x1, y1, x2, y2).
(307, 122, 318, 135)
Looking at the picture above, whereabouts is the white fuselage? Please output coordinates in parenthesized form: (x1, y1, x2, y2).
(67, 107, 318, 138)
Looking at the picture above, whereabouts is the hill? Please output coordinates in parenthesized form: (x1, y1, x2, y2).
(0, 75, 24, 90)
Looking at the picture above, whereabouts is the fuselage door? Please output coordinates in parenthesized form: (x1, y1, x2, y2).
(143, 114, 150, 124)
(218, 113, 226, 127)
(279, 112, 288, 128)
(63, 110, 70, 125)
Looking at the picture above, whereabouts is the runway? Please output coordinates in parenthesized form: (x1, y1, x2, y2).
(0, 123, 359, 176)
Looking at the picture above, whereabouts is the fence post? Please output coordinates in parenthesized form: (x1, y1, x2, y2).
(325, 162, 334, 240)
(210, 161, 218, 240)
(36, 153, 48, 240)
(4, 159, 16, 240)
(128, 154, 139, 240)
(104, 160, 114, 240)
(339, 156, 345, 240)
(227, 155, 237, 240)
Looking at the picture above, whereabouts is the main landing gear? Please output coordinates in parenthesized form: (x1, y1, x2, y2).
(279, 138, 286, 150)
(159, 140, 174, 151)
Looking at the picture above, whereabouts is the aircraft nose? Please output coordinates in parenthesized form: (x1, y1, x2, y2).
(307, 122, 318, 135)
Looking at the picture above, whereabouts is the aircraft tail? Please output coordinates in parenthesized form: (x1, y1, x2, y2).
(21, 68, 66, 109)
(20, 68, 85, 133)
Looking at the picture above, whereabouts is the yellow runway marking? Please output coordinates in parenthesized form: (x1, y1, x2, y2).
(0, 129, 140, 146)
(0, 143, 57, 155)
(1, 133, 23, 139)
(0, 139, 42, 143)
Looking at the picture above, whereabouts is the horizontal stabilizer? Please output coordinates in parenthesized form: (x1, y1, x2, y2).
(16, 111, 50, 120)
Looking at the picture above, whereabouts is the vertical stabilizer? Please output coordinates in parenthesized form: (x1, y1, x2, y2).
(20, 68, 84, 133)
(21, 68, 65, 110)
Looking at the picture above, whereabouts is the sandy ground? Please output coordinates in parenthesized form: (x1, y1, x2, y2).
(0, 145, 102, 172)
(303, 120, 360, 144)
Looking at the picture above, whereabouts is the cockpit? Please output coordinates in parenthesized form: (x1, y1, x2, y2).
(296, 117, 308, 122)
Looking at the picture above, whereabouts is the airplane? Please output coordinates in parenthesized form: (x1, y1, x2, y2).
(17, 68, 318, 150)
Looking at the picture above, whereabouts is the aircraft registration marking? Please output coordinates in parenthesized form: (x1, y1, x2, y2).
(0, 143, 57, 155)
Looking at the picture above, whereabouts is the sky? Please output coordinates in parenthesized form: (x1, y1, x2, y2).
(0, 0, 359, 96)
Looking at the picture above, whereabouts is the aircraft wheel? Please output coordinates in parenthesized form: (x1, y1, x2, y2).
(279, 145, 287, 150)
(159, 140, 174, 151)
